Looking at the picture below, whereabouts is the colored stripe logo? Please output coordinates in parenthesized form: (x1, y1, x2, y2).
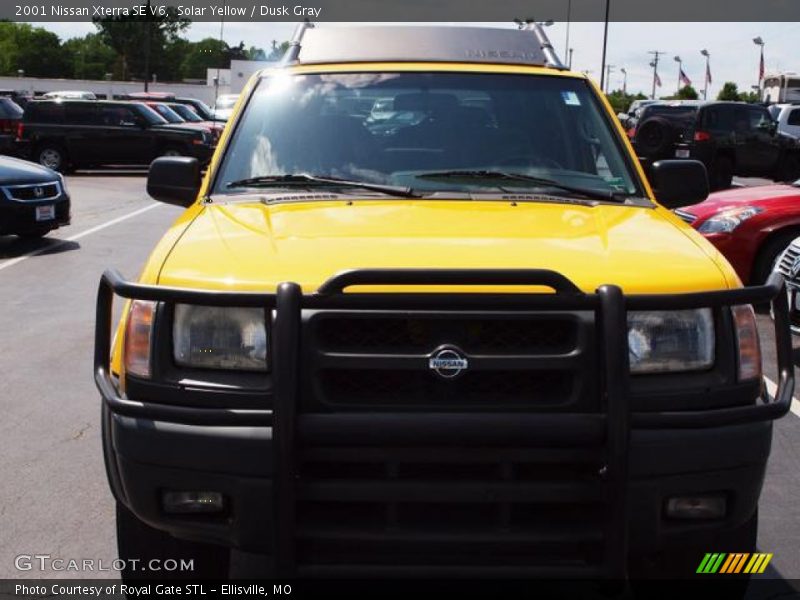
(697, 552, 773, 574)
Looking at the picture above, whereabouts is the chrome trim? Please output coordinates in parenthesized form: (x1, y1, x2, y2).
(673, 209, 698, 224)
(1, 180, 62, 202)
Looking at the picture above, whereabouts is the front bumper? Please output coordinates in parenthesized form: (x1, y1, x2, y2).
(0, 191, 70, 234)
(95, 269, 794, 578)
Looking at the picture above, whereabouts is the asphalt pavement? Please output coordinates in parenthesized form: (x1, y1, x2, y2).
(0, 174, 799, 593)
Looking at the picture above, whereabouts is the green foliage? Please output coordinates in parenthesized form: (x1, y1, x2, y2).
(605, 89, 647, 114)
(0, 21, 277, 82)
(0, 22, 69, 77)
(717, 82, 741, 101)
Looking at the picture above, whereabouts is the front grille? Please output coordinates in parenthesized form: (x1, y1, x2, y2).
(303, 312, 595, 412)
(2, 181, 61, 201)
(295, 445, 608, 573)
(673, 209, 697, 224)
(777, 242, 800, 280)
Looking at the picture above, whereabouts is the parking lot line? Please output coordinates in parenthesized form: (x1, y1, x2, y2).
(0, 203, 162, 273)
(764, 376, 800, 418)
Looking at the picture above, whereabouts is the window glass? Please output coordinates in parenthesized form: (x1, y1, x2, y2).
(788, 110, 800, 126)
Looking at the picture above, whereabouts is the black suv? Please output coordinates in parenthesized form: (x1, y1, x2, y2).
(633, 101, 800, 190)
(18, 100, 213, 172)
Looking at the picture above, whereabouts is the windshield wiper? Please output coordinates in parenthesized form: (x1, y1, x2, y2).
(417, 170, 623, 201)
(226, 173, 421, 198)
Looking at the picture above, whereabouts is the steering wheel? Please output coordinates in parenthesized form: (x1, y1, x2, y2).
(495, 153, 563, 170)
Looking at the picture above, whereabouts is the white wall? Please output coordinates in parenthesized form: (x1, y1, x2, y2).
(0, 76, 223, 105)
(228, 60, 278, 93)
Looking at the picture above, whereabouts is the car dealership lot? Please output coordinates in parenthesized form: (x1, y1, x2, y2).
(1, 174, 800, 590)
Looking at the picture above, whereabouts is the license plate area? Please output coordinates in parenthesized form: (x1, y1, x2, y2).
(35, 205, 55, 221)
(675, 148, 691, 158)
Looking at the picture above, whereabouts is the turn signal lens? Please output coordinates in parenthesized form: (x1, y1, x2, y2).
(124, 300, 156, 379)
(732, 305, 762, 381)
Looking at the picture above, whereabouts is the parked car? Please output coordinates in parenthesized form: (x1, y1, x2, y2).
(0, 155, 70, 238)
(95, 23, 791, 584)
(768, 103, 800, 138)
(773, 236, 800, 332)
(634, 101, 800, 190)
(166, 102, 225, 141)
(211, 94, 239, 121)
(621, 99, 660, 137)
(143, 101, 222, 143)
(676, 181, 800, 284)
(42, 90, 97, 100)
(0, 89, 33, 108)
(0, 97, 23, 155)
(18, 100, 214, 171)
(175, 97, 222, 122)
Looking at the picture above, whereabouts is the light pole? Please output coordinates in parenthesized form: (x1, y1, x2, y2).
(599, 0, 611, 93)
(620, 67, 627, 95)
(605, 64, 615, 93)
(564, 0, 572, 59)
(673, 55, 682, 95)
(568, 48, 574, 69)
(753, 36, 765, 92)
(648, 51, 664, 100)
(700, 49, 710, 100)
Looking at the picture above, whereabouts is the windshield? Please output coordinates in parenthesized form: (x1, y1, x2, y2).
(132, 103, 168, 125)
(151, 103, 183, 123)
(170, 104, 203, 122)
(214, 72, 642, 197)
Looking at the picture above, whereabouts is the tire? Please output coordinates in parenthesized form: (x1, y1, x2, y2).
(778, 153, 800, 183)
(752, 229, 800, 285)
(160, 145, 186, 157)
(35, 143, 67, 172)
(710, 156, 734, 191)
(634, 117, 676, 158)
(116, 502, 229, 582)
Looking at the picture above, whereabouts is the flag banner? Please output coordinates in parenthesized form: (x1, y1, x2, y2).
(706, 63, 713, 85)
(655, 72, 662, 87)
(680, 68, 692, 86)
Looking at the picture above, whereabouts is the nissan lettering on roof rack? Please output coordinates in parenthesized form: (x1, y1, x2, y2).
(93, 22, 793, 590)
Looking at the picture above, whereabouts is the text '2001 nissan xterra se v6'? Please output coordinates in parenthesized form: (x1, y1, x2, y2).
(95, 24, 794, 587)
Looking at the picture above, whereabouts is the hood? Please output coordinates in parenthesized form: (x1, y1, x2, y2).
(0, 155, 59, 184)
(683, 184, 800, 218)
(157, 199, 732, 294)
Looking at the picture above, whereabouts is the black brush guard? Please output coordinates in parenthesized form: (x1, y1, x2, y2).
(95, 268, 795, 579)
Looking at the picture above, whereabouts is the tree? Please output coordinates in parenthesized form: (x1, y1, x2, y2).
(0, 22, 69, 78)
(717, 82, 741, 101)
(181, 38, 228, 79)
(268, 40, 291, 61)
(94, 7, 190, 81)
(675, 85, 699, 100)
(605, 89, 647, 114)
(62, 34, 117, 80)
(739, 90, 761, 103)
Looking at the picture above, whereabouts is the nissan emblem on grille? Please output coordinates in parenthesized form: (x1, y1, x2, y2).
(33, 186, 44, 198)
(429, 346, 469, 379)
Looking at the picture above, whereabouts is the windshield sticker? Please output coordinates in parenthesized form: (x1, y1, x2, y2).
(561, 91, 581, 106)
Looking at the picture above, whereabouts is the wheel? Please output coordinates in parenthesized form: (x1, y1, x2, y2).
(634, 117, 675, 158)
(116, 502, 229, 582)
(35, 143, 67, 172)
(160, 146, 186, 157)
(710, 156, 734, 191)
(778, 153, 800, 183)
(752, 229, 800, 284)
(630, 511, 757, 599)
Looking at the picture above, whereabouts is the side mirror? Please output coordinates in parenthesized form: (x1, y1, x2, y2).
(649, 159, 709, 209)
(147, 157, 201, 207)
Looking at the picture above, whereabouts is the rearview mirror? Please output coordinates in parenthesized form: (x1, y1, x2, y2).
(147, 157, 201, 207)
(649, 160, 709, 209)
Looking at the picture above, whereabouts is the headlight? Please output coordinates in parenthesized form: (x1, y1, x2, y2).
(628, 309, 715, 373)
(698, 206, 762, 234)
(57, 173, 68, 196)
(173, 305, 269, 372)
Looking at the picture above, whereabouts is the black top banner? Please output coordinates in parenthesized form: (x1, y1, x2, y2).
(5, 0, 800, 22)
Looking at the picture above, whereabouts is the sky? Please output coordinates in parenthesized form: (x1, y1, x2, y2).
(36, 21, 800, 98)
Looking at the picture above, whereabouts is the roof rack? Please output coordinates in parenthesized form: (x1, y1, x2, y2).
(279, 22, 567, 70)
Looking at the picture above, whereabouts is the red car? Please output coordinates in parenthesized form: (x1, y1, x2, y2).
(676, 182, 800, 284)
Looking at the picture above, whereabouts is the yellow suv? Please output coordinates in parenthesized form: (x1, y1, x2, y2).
(95, 24, 793, 583)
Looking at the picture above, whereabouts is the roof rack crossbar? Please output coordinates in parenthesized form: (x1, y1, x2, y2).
(282, 19, 314, 64)
(521, 20, 566, 70)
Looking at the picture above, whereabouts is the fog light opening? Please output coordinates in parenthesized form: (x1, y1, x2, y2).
(162, 491, 226, 515)
(665, 495, 727, 520)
